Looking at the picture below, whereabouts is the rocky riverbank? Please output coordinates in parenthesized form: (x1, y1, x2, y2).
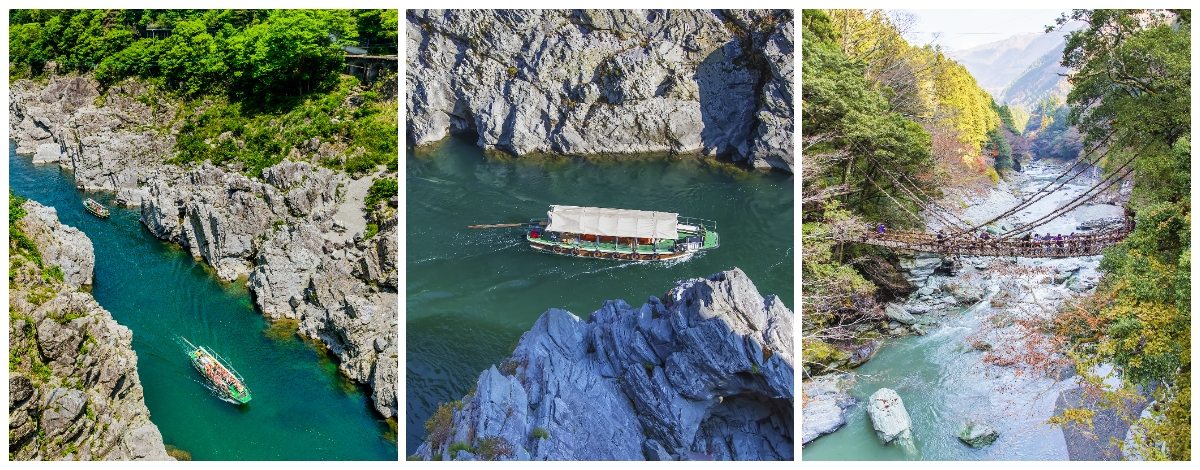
(413, 268, 794, 461)
(9, 199, 171, 460)
(406, 9, 793, 172)
(10, 75, 398, 420)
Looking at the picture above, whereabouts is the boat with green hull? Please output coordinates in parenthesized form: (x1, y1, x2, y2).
(184, 338, 251, 404)
(524, 205, 719, 261)
(84, 198, 109, 218)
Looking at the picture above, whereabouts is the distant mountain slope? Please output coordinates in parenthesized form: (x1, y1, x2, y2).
(947, 32, 1065, 96)
(997, 41, 1072, 110)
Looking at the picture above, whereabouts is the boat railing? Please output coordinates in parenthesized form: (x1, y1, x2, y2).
(678, 216, 716, 233)
(208, 348, 246, 383)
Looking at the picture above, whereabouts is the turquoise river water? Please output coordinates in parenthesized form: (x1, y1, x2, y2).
(405, 133, 795, 454)
(801, 302, 1071, 460)
(11, 142, 396, 460)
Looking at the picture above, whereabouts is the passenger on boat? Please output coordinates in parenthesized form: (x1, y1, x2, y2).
(531, 229, 540, 239)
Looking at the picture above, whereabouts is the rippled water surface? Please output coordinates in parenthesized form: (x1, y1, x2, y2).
(801, 303, 1072, 460)
(11, 142, 396, 460)
(405, 133, 794, 454)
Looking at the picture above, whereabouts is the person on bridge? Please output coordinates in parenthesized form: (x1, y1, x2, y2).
(937, 229, 945, 244)
(878, 224, 886, 235)
(1031, 233, 1039, 250)
(980, 231, 990, 241)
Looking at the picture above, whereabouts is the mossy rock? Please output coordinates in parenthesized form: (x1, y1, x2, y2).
(958, 421, 999, 448)
(801, 339, 849, 373)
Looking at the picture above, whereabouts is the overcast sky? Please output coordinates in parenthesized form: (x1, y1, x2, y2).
(896, 9, 1071, 51)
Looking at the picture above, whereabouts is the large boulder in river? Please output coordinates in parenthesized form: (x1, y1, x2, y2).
(867, 388, 912, 444)
(414, 268, 794, 460)
(957, 421, 999, 448)
(944, 283, 985, 306)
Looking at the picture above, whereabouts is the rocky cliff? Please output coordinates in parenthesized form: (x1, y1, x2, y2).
(9, 199, 171, 460)
(10, 75, 398, 420)
(406, 9, 793, 172)
(413, 268, 794, 461)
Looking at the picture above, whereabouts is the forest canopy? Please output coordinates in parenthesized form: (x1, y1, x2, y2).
(10, 9, 398, 100)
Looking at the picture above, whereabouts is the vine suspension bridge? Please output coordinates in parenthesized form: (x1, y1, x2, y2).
(849, 138, 1135, 258)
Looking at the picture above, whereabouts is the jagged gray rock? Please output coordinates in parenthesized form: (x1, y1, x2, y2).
(9, 199, 171, 461)
(406, 9, 793, 172)
(895, 253, 948, 287)
(16, 201, 95, 288)
(867, 388, 912, 444)
(10, 76, 182, 191)
(884, 303, 917, 325)
(801, 373, 856, 445)
(414, 268, 793, 461)
(11, 75, 399, 421)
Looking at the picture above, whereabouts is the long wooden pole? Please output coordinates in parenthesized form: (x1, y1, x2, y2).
(467, 223, 525, 229)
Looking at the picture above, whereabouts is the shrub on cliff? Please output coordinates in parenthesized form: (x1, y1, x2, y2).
(166, 74, 396, 176)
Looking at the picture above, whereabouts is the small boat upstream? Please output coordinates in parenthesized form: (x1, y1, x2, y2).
(83, 198, 110, 218)
(183, 338, 251, 405)
(471, 205, 720, 261)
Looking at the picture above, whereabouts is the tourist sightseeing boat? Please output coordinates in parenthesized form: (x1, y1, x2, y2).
(523, 205, 719, 260)
(83, 198, 109, 218)
(183, 338, 251, 404)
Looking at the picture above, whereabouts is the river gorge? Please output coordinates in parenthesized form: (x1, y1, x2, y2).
(11, 142, 397, 460)
(803, 161, 1135, 460)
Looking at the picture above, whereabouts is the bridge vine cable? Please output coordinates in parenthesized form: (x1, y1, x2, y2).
(998, 154, 1137, 238)
(947, 130, 1118, 236)
(854, 145, 971, 231)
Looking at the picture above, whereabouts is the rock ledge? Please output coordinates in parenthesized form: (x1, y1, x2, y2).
(414, 268, 794, 460)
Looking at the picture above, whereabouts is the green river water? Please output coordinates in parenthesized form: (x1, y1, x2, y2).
(11, 142, 397, 460)
(801, 302, 1072, 460)
(405, 133, 795, 454)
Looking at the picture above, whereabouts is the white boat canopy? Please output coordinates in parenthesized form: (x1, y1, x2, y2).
(545, 205, 678, 239)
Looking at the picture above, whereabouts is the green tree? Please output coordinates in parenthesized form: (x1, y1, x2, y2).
(1052, 9, 1190, 460)
(226, 10, 348, 100)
